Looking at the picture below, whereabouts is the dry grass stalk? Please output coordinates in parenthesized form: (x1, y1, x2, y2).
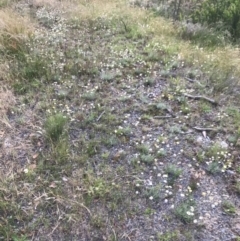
(0, 8, 33, 53)
(67, 0, 126, 20)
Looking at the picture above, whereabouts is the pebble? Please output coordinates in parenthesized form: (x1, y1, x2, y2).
(218, 140, 228, 149)
(196, 136, 203, 145)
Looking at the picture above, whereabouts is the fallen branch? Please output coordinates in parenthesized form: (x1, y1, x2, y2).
(183, 93, 217, 105)
(153, 115, 174, 119)
(193, 126, 217, 131)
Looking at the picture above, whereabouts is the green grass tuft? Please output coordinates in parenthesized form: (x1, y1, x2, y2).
(45, 113, 68, 142)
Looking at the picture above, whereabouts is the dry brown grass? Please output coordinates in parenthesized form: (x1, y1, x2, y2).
(67, 0, 126, 20)
(66, 0, 240, 81)
(0, 8, 33, 53)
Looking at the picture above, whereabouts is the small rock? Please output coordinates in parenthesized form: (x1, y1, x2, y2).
(226, 170, 235, 175)
(216, 140, 228, 149)
(196, 136, 203, 145)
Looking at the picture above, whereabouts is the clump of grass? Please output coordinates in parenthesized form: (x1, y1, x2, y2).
(12, 235, 28, 241)
(156, 148, 167, 158)
(83, 171, 116, 202)
(50, 138, 69, 164)
(136, 144, 150, 154)
(199, 101, 212, 113)
(205, 143, 232, 173)
(174, 199, 196, 224)
(102, 135, 119, 147)
(147, 102, 169, 115)
(144, 185, 161, 201)
(12, 53, 51, 94)
(157, 230, 179, 241)
(140, 154, 154, 165)
(86, 140, 100, 157)
(206, 161, 220, 174)
(82, 91, 97, 101)
(100, 71, 116, 82)
(0, 9, 33, 55)
(165, 164, 182, 185)
(180, 104, 190, 114)
(169, 125, 182, 134)
(114, 126, 132, 136)
(144, 207, 155, 216)
(18, 54, 50, 81)
(222, 200, 236, 215)
(87, 178, 109, 199)
(44, 113, 68, 142)
(165, 164, 182, 177)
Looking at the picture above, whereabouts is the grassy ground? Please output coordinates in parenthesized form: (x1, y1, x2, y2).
(0, 0, 240, 240)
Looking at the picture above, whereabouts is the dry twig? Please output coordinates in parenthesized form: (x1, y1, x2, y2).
(193, 126, 217, 131)
(97, 111, 105, 121)
(184, 93, 217, 105)
(153, 115, 174, 119)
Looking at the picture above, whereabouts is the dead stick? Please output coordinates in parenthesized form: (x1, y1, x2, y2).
(193, 126, 217, 131)
(184, 93, 217, 105)
(154, 115, 174, 119)
(97, 111, 105, 122)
